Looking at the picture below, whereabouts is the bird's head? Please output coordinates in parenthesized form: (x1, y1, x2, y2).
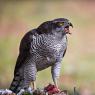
(37, 18, 73, 35)
(52, 18, 73, 35)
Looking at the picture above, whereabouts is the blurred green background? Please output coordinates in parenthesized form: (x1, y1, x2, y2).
(0, 0, 95, 94)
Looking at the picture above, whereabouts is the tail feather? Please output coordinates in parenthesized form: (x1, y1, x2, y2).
(9, 73, 21, 93)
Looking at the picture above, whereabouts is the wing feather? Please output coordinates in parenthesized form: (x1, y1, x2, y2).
(14, 29, 36, 74)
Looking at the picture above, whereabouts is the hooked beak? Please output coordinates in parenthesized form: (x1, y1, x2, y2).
(64, 22, 73, 35)
(69, 22, 73, 28)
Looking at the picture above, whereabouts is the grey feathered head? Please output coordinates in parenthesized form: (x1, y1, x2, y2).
(37, 18, 73, 34)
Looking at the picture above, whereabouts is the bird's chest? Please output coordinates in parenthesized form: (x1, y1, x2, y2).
(31, 34, 67, 62)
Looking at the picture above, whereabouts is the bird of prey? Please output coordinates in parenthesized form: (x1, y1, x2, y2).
(9, 18, 73, 93)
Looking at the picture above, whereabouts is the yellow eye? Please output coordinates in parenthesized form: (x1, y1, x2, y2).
(58, 22, 64, 26)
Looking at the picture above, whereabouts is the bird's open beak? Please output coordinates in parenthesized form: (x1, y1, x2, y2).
(64, 22, 73, 35)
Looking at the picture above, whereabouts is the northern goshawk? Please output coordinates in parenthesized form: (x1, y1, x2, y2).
(9, 18, 73, 93)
